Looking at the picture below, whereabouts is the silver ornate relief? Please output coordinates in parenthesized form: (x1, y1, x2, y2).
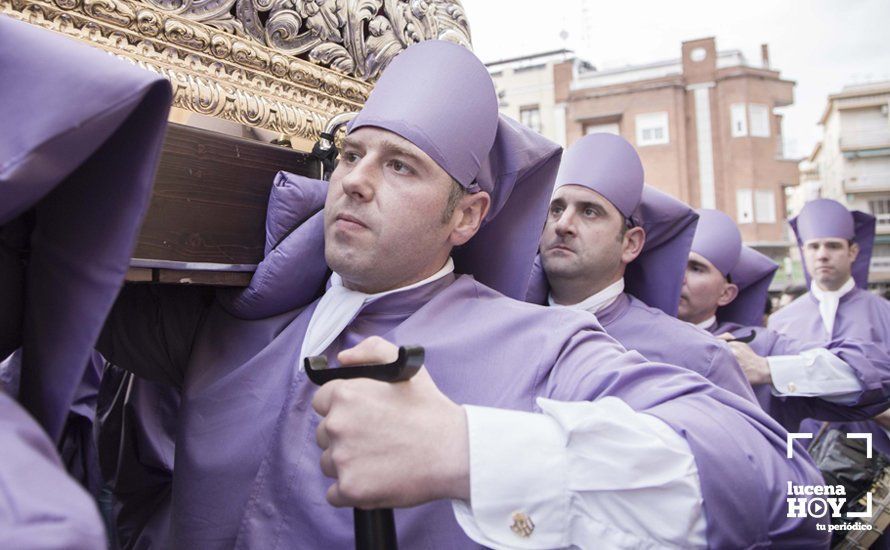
(140, 0, 472, 81)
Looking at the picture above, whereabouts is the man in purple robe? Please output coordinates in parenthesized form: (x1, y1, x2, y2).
(676, 208, 890, 432)
(768, 199, 890, 451)
(525, 133, 753, 399)
(1, 15, 172, 547)
(101, 40, 828, 547)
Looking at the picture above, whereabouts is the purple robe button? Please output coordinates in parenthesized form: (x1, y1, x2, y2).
(510, 511, 534, 537)
(262, 503, 275, 518)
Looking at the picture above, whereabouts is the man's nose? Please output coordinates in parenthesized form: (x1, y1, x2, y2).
(554, 210, 575, 236)
(339, 158, 376, 202)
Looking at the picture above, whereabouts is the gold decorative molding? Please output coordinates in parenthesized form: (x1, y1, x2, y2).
(0, 0, 471, 142)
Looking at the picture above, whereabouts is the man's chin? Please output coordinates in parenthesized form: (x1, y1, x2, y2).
(815, 273, 847, 291)
(325, 246, 368, 276)
(540, 257, 580, 279)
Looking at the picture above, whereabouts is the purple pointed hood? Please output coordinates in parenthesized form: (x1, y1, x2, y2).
(690, 209, 742, 276)
(719, 246, 779, 327)
(223, 40, 562, 318)
(789, 199, 875, 289)
(0, 17, 171, 439)
(553, 133, 644, 219)
(625, 186, 699, 316)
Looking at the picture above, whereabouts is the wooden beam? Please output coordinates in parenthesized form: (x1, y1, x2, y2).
(126, 123, 319, 286)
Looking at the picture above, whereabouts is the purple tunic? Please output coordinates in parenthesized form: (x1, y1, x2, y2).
(590, 293, 755, 400)
(711, 320, 890, 432)
(769, 289, 890, 452)
(0, 390, 106, 548)
(101, 276, 829, 548)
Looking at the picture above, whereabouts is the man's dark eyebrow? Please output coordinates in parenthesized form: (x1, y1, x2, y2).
(346, 135, 433, 171)
(377, 138, 428, 165)
(688, 259, 710, 271)
(549, 197, 566, 207)
(341, 136, 363, 150)
(578, 200, 608, 216)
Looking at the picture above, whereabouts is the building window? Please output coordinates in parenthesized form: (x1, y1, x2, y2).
(635, 112, 670, 146)
(730, 103, 748, 137)
(869, 197, 890, 226)
(754, 190, 776, 223)
(514, 63, 546, 74)
(584, 122, 620, 135)
(520, 105, 542, 133)
(737, 189, 754, 224)
(749, 104, 771, 137)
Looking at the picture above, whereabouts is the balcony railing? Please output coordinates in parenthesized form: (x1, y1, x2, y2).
(876, 213, 890, 234)
(844, 172, 890, 193)
(871, 256, 890, 272)
(840, 128, 890, 150)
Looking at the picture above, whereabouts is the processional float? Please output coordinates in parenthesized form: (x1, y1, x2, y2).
(1, 0, 469, 547)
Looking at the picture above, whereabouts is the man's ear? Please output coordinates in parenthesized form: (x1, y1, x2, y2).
(717, 282, 739, 307)
(449, 192, 491, 247)
(621, 227, 646, 265)
(849, 241, 860, 262)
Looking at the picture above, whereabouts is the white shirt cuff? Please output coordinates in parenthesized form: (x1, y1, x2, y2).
(451, 397, 706, 549)
(768, 348, 863, 404)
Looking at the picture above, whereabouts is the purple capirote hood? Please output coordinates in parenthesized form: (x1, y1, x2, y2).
(0, 17, 172, 440)
(553, 132, 644, 219)
(720, 246, 779, 327)
(690, 208, 742, 276)
(624, 185, 699, 317)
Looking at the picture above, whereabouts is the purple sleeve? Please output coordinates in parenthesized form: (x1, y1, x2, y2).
(544, 327, 829, 547)
(706, 341, 758, 401)
(751, 327, 890, 422)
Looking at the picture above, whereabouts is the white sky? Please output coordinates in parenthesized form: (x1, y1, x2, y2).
(461, 0, 890, 159)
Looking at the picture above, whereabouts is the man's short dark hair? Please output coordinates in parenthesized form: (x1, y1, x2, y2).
(442, 178, 468, 223)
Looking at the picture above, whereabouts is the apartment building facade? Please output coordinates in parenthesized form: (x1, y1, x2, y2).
(803, 81, 890, 286)
(487, 49, 575, 146)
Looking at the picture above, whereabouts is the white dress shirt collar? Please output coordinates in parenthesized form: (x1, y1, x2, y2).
(694, 316, 717, 332)
(299, 258, 455, 367)
(810, 276, 855, 338)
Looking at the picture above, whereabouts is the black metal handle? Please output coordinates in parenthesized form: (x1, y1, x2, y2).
(729, 330, 757, 344)
(304, 346, 424, 385)
(305, 345, 425, 550)
(354, 508, 397, 550)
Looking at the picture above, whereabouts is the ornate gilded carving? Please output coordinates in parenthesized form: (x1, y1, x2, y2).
(123, 0, 472, 81)
(1, 0, 471, 143)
